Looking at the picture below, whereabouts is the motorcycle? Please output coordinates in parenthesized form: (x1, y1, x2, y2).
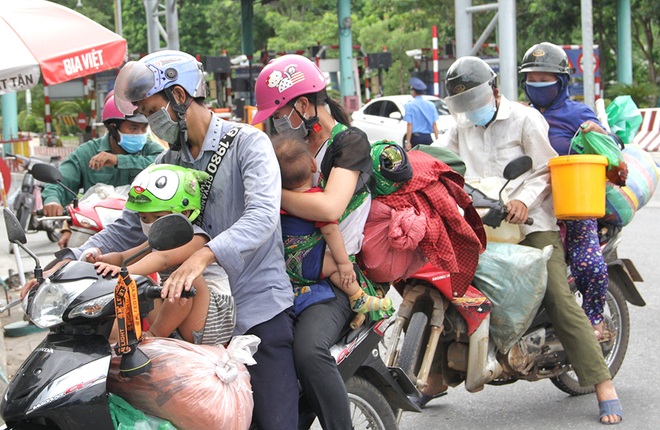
(304, 307, 421, 429)
(6, 162, 422, 430)
(0, 209, 197, 429)
(384, 156, 645, 410)
(24, 160, 128, 249)
(7, 153, 62, 243)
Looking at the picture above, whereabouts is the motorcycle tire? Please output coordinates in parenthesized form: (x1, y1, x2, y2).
(346, 375, 398, 430)
(397, 311, 430, 380)
(550, 278, 630, 395)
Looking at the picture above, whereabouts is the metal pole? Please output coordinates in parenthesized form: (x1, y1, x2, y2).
(165, 0, 179, 50)
(581, 0, 595, 109)
(455, 0, 473, 57)
(240, 0, 254, 105)
(143, 0, 160, 53)
(1, 93, 18, 154)
(616, 0, 633, 84)
(498, 0, 517, 101)
(114, 0, 123, 36)
(432, 26, 439, 97)
(338, 0, 356, 102)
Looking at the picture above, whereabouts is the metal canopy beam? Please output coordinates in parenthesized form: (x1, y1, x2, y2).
(455, 0, 517, 101)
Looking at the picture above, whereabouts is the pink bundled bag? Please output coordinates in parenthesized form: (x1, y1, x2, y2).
(359, 199, 427, 282)
(107, 335, 259, 430)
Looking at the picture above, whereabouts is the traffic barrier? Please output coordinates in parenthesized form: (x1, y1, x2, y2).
(632, 108, 660, 151)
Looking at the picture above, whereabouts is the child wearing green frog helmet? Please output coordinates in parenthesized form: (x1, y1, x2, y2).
(87, 164, 235, 346)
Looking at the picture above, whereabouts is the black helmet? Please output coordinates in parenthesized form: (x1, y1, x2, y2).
(445, 56, 496, 96)
(519, 42, 570, 75)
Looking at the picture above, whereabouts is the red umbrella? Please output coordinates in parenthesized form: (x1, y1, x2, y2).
(0, 0, 127, 95)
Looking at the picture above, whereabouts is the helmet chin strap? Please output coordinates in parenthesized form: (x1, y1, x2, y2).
(164, 87, 193, 151)
(293, 103, 322, 134)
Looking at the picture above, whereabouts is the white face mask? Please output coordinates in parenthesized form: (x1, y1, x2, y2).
(140, 220, 152, 237)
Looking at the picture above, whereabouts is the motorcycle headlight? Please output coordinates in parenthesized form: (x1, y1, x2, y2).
(28, 278, 91, 328)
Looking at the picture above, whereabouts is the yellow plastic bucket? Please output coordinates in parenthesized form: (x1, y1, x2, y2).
(548, 154, 608, 220)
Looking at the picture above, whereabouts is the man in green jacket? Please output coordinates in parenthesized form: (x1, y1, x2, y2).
(42, 94, 164, 247)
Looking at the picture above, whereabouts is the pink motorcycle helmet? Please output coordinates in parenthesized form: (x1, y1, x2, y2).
(101, 94, 148, 125)
(252, 54, 327, 125)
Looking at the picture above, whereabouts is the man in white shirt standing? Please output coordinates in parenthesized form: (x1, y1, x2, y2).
(433, 56, 622, 425)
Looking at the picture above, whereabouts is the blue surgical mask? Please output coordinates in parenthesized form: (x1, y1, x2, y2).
(273, 105, 308, 139)
(465, 101, 497, 127)
(525, 80, 561, 108)
(148, 102, 180, 144)
(118, 132, 148, 153)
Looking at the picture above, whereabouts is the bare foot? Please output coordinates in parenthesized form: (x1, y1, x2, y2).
(595, 380, 622, 424)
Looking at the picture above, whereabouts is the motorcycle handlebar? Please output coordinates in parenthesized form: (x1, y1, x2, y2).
(35, 208, 70, 222)
(144, 285, 197, 299)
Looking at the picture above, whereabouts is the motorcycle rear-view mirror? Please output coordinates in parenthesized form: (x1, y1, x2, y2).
(502, 156, 533, 181)
(148, 213, 194, 251)
(31, 162, 79, 204)
(30, 162, 63, 184)
(4, 208, 27, 245)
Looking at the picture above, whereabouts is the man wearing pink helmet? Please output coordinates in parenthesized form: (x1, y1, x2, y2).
(42, 93, 164, 247)
(253, 54, 379, 429)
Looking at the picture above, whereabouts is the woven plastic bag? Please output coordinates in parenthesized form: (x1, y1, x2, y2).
(603, 144, 659, 226)
(606, 95, 643, 144)
(472, 243, 551, 353)
(108, 335, 259, 430)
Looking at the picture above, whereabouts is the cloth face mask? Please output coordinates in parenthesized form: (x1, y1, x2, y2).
(273, 105, 308, 139)
(525, 80, 561, 108)
(148, 102, 180, 144)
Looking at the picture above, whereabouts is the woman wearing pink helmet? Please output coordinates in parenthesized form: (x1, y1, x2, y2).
(41, 93, 164, 248)
(253, 54, 376, 429)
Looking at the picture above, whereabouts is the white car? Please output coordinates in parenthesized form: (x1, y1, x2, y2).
(350, 95, 455, 146)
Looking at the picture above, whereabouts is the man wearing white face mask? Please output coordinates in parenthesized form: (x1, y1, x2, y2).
(433, 56, 623, 425)
(42, 93, 164, 247)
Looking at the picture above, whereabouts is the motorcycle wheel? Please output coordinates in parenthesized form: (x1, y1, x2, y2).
(550, 278, 630, 395)
(397, 311, 430, 379)
(346, 376, 398, 430)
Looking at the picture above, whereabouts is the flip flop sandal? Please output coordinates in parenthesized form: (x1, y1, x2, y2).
(598, 398, 623, 424)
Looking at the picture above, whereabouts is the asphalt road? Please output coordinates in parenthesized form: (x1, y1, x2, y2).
(1, 181, 658, 429)
(395, 191, 660, 429)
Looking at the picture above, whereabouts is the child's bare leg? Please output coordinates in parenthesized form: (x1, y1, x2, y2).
(323, 254, 392, 314)
(150, 275, 209, 342)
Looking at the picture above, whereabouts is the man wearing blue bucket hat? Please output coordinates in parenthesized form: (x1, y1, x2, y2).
(434, 56, 623, 425)
(403, 77, 439, 150)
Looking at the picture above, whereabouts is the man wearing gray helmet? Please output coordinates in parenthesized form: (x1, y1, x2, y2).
(434, 56, 622, 425)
